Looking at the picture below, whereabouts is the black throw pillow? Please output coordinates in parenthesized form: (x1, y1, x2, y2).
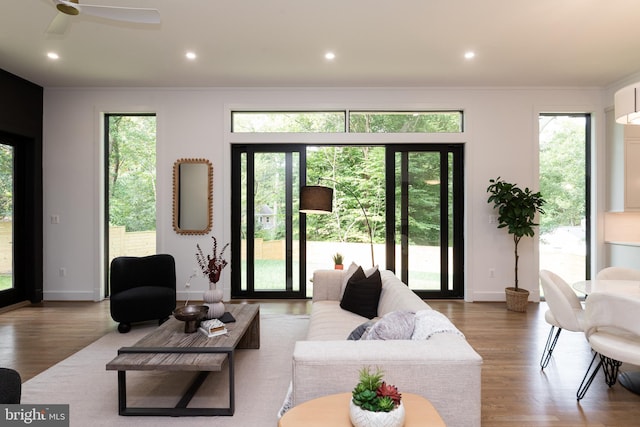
(340, 268, 382, 319)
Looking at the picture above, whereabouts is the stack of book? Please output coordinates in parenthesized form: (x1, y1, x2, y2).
(199, 318, 228, 337)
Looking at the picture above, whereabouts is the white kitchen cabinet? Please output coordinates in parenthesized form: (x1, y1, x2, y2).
(624, 125, 640, 210)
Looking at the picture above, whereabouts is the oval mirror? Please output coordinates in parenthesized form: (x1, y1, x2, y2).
(172, 158, 212, 235)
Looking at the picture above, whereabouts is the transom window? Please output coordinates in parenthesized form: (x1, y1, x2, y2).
(231, 110, 463, 133)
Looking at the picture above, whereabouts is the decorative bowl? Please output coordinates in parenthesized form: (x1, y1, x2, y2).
(173, 305, 209, 333)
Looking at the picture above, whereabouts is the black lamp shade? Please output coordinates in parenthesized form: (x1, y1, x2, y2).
(300, 185, 333, 214)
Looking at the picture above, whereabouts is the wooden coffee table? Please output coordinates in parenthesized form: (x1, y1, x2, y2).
(106, 303, 259, 416)
(278, 392, 446, 427)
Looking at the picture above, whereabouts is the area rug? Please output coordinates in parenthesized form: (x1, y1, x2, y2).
(22, 314, 309, 427)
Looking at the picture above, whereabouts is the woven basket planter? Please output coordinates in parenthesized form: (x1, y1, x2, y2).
(505, 287, 529, 312)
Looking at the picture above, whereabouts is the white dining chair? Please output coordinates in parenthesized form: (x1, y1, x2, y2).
(539, 270, 585, 369)
(596, 266, 640, 280)
(576, 292, 640, 400)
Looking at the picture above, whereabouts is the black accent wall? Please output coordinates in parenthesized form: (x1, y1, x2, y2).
(0, 69, 43, 305)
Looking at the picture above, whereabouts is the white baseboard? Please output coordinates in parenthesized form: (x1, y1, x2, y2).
(471, 290, 541, 302)
(43, 290, 97, 301)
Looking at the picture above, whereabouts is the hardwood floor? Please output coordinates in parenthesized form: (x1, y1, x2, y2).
(0, 299, 638, 426)
(0, 299, 311, 382)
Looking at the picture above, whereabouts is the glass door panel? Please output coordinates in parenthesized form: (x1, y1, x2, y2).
(233, 144, 463, 300)
(253, 152, 300, 292)
(240, 152, 247, 291)
(389, 145, 463, 299)
(0, 144, 13, 293)
(232, 146, 304, 298)
(396, 151, 443, 291)
(446, 152, 455, 291)
(305, 146, 386, 271)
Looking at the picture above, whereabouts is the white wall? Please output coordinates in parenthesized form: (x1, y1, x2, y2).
(42, 86, 606, 303)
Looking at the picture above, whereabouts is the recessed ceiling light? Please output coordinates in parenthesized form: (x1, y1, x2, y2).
(47, 52, 59, 60)
(325, 52, 336, 60)
(464, 51, 475, 60)
(186, 51, 197, 60)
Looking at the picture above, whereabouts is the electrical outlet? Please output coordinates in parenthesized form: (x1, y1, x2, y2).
(59, 267, 67, 277)
(489, 268, 495, 278)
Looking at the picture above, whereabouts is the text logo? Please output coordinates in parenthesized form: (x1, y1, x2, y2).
(0, 405, 69, 426)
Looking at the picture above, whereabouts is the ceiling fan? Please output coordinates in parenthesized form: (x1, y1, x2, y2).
(47, 0, 160, 34)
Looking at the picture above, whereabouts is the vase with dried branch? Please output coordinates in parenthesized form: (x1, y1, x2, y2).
(196, 236, 229, 319)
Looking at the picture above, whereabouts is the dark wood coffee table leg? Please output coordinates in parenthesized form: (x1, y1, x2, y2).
(116, 347, 235, 416)
(237, 309, 260, 349)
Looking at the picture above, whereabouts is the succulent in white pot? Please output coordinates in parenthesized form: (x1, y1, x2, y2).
(350, 366, 405, 427)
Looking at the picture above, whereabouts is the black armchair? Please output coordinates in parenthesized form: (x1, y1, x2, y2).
(109, 254, 177, 333)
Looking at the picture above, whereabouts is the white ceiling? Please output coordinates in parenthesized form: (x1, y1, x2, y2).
(2, 0, 640, 88)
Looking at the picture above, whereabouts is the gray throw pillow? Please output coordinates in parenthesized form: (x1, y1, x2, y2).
(361, 310, 415, 340)
(347, 320, 376, 340)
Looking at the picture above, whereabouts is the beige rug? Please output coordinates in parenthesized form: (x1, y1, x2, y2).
(22, 314, 309, 427)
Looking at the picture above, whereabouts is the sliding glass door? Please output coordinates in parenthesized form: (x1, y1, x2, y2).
(386, 145, 464, 298)
(231, 146, 304, 298)
(231, 143, 464, 299)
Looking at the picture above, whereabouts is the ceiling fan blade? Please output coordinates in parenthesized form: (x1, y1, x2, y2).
(76, 4, 160, 24)
(46, 12, 71, 34)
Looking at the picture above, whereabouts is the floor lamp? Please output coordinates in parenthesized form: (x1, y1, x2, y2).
(300, 179, 375, 267)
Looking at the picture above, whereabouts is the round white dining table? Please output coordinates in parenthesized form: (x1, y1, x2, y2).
(572, 279, 640, 297)
(572, 278, 640, 396)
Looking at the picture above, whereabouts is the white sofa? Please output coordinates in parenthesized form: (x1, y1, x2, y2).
(291, 268, 482, 427)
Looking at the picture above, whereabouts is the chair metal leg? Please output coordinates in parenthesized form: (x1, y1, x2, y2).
(601, 355, 622, 387)
(540, 326, 562, 369)
(577, 351, 602, 400)
(577, 351, 623, 401)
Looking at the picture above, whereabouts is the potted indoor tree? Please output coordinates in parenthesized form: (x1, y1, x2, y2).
(487, 177, 546, 312)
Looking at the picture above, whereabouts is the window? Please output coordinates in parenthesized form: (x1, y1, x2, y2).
(539, 113, 591, 293)
(231, 110, 463, 133)
(349, 111, 463, 133)
(232, 111, 345, 132)
(230, 109, 465, 299)
(104, 114, 157, 296)
(0, 143, 13, 294)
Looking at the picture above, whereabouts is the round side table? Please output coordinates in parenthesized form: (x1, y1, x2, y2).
(278, 392, 446, 427)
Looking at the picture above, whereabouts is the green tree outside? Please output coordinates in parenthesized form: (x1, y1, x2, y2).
(108, 115, 157, 232)
(539, 116, 586, 233)
(0, 144, 13, 220)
